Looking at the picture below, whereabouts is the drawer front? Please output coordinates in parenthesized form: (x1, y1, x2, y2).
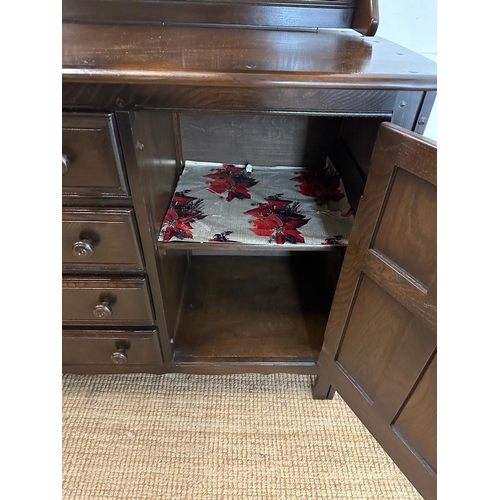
(62, 330, 163, 365)
(62, 277, 155, 326)
(62, 113, 129, 197)
(62, 208, 144, 271)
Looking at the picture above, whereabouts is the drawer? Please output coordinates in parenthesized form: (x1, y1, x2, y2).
(62, 113, 129, 197)
(62, 208, 144, 271)
(62, 330, 163, 365)
(62, 277, 155, 326)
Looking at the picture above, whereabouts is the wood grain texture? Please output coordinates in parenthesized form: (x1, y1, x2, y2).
(372, 320, 435, 424)
(168, 363, 318, 375)
(318, 123, 437, 499)
(373, 167, 437, 288)
(319, 359, 436, 499)
(116, 111, 181, 362)
(363, 250, 436, 329)
(352, 0, 378, 36)
(62, 276, 155, 326)
(62, 0, 354, 29)
(180, 112, 342, 167)
(62, 113, 129, 198)
(62, 207, 144, 272)
(62, 195, 133, 208)
(393, 353, 437, 473)
(62, 329, 163, 365)
(158, 241, 340, 252)
(336, 275, 415, 400)
(126, 111, 179, 235)
(63, 83, 399, 114)
(322, 124, 437, 358)
(62, 23, 437, 90)
(173, 253, 339, 364)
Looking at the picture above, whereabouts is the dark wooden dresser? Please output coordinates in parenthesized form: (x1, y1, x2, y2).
(62, 1, 437, 497)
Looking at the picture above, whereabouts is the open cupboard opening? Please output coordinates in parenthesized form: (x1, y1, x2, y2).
(149, 111, 388, 368)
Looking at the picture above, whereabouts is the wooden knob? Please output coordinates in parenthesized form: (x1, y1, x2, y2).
(110, 349, 128, 364)
(62, 154, 69, 175)
(72, 239, 94, 258)
(93, 302, 112, 319)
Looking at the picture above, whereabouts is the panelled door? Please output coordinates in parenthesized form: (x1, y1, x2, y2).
(318, 122, 437, 499)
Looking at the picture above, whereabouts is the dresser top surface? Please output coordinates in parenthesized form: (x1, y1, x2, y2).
(62, 23, 436, 90)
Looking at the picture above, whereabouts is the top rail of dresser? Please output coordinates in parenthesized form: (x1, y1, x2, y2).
(62, 23, 436, 91)
(62, 0, 360, 31)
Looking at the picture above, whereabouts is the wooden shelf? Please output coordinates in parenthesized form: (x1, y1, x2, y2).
(159, 241, 338, 252)
(173, 253, 340, 365)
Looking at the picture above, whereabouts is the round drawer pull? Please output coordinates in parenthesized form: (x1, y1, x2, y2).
(72, 239, 94, 258)
(110, 348, 128, 364)
(62, 154, 70, 175)
(93, 301, 113, 319)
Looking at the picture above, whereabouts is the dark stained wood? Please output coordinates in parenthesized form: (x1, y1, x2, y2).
(123, 112, 179, 235)
(363, 249, 437, 328)
(62, 276, 155, 326)
(62, 23, 437, 90)
(62, 207, 144, 272)
(62, 113, 129, 198)
(372, 320, 435, 423)
(340, 117, 385, 176)
(64, 361, 315, 375)
(373, 167, 437, 287)
(115, 110, 181, 362)
(159, 241, 341, 252)
(63, 83, 398, 114)
(327, 137, 368, 214)
(180, 113, 342, 167)
(62, 0, 355, 29)
(393, 353, 437, 473)
(62, 329, 163, 365)
(157, 248, 189, 347)
(61, 196, 132, 208)
(335, 275, 416, 399)
(352, 0, 378, 36)
(321, 124, 436, 357)
(312, 375, 335, 399)
(61, 7, 438, 496)
(390, 90, 425, 131)
(173, 253, 339, 364)
(172, 112, 185, 175)
(170, 362, 318, 375)
(318, 122, 437, 499)
(414, 91, 437, 136)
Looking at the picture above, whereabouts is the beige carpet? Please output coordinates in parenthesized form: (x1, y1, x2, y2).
(62, 373, 422, 500)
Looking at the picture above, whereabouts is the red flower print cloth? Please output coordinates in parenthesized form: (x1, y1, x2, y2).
(204, 164, 258, 201)
(158, 191, 206, 241)
(159, 160, 354, 247)
(245, 195, 310, 245)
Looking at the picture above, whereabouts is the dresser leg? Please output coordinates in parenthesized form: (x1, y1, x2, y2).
(312, 375, 335, 400)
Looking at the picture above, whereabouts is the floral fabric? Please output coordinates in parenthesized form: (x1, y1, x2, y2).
(158, 159, 354, 247)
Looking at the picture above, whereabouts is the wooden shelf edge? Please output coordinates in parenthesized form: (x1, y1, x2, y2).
(158, 241, 343, 252)
(170, 360, 320, 375)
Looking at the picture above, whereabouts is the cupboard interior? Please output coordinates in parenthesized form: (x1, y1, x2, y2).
(152, 111, 387, 366)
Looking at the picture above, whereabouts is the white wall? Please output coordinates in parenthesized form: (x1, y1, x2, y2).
(376, 0, 437, 141)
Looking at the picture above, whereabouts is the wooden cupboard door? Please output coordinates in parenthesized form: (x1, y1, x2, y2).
(318, 122, 437, 499)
